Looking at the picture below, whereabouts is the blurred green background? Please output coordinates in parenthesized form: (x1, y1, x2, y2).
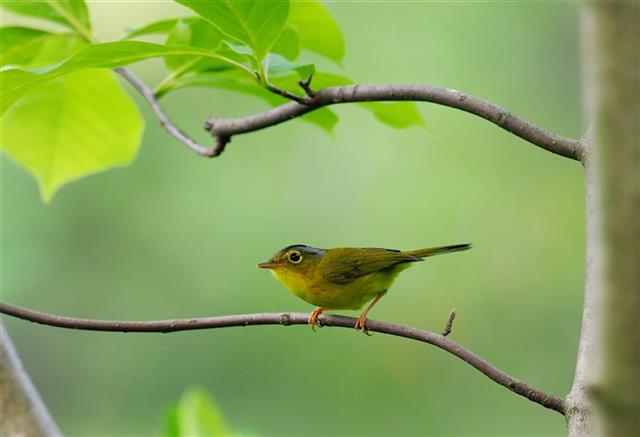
(2, 2, 584, 436)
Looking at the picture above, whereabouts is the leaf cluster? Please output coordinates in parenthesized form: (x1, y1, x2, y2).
(1, 0, 424, 201)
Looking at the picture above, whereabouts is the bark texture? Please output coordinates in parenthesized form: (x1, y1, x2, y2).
(567, 3, 640, 435)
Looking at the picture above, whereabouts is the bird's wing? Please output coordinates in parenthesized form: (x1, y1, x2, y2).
(321, 248, 419, 284)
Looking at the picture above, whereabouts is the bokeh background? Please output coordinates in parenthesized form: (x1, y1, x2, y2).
(2, 2, 585, 436)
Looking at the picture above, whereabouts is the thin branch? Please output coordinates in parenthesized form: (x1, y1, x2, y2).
(298, 75, 316, 98)
(116, 67, 583, 161)
(265, 83, 311, 105)
(114, 67, 218, 157)
(205, 84, 584, 161)
(1, 322, 62, 437)
(0, 302, 565, 415)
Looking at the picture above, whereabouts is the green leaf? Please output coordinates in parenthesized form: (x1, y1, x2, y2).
(266, 54, 314, 79)
(288, 0, 344, 63)
(298, 108, 339, 136)
(361, 102, 426, 129)
(271, 26, 299, 61)
(1, 69, 45, 114)
(164, 20, 192, 70)
(1, 27, 86, 69)
(126, 18, 184, 38)
(2, 0, 91, 37)
(165, 388, 231, 437)
(0, 69, 143, 201)
(164, 18, 226, 72)
(175, 0, 289, 62)
(1, 41, 253, 113)
(165, 407, 180, 437)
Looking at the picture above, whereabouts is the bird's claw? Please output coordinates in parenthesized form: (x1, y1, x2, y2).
(309, 307, 372, 335)
(354, 316, 372, 336)
(308, 308, 324, 332)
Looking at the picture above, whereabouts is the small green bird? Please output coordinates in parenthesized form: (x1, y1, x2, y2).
(258, 243, 471, 333)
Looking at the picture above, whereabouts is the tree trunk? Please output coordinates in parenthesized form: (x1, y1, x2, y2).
(567, 3, 640, 436)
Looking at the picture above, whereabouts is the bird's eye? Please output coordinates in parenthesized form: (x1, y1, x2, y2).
(288, 251, 302, 264)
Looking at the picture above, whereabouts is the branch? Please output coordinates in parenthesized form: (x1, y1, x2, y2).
(0, 302, 565, 415)
(205, 84, 585, 161)
(1, 322, 62, 437)
(115, 67, 583, 161)
(114, 67, 219, 157)
(265, 82, 311, 105)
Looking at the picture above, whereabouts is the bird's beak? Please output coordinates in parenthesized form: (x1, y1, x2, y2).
(257, 261, 279, 269)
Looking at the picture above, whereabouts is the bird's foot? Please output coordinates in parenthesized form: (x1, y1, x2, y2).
(354, 315, 372, 336)
(308, 307, 325, 331)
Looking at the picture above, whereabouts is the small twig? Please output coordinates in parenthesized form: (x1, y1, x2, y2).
(0, 302, 565, 415)
(441, 308, 456, 337)
(114, 67, 218, 157)
(298, 75, 315, 98)
(205, 84, 584, 161)
(265, 83, 312, 105)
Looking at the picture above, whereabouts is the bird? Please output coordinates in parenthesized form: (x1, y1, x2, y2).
(257, 243, 471, 333)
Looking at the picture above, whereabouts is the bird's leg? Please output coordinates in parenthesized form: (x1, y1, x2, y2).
(308, 307, 329, 331)
(355, 290, 387, 335)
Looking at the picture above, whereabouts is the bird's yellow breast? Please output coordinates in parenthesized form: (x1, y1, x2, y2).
(270, 268, 311, 299)
(270, 263, 409, 310)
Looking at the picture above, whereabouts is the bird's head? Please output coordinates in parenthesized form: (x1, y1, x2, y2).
(257, 244, 325, 287)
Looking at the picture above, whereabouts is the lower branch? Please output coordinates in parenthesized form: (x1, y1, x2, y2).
(0, 302, 565, 415)
(205, 84, 584, 161)
(1, 322, 62, 437)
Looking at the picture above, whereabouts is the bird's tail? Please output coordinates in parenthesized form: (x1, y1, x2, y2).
(405, 244, 471, 259)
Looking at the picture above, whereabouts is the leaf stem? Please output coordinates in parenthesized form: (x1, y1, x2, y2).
(45, 0, 94, 42)
(154, 58, 202, 97)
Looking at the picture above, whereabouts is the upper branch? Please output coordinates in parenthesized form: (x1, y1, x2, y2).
(114, 68, 219, 157)
(0, 302, 565, 415)
(205, 84, 585, 161)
